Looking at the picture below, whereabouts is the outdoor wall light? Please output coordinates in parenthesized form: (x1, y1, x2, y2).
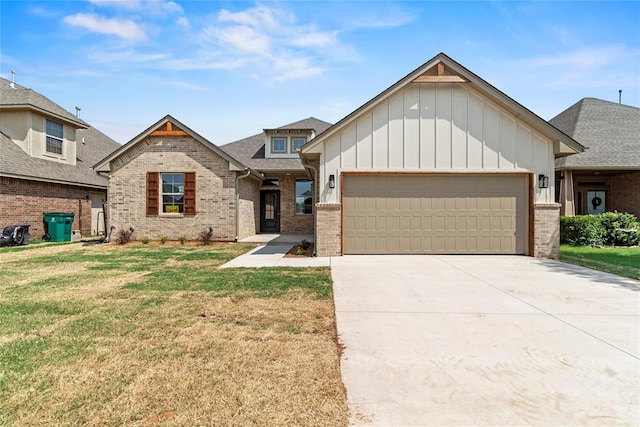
(538, 174, 549, 189)
(328, 174, 335, 189)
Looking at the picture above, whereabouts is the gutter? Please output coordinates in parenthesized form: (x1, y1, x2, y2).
(300, 157, 318, 257)
(235, 168, 253, 242)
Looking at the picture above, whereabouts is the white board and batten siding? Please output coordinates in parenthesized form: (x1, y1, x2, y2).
(319, 82, 554, 203)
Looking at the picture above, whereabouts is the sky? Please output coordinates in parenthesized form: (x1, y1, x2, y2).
(1, 1, 639, 145)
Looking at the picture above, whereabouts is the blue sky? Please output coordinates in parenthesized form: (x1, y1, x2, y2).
(1, 1, 639, 144)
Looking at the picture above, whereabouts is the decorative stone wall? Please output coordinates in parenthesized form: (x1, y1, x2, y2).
(315, 203, 341, 256)
(533, 203, 560, 259)
(0, 176, 102, 238)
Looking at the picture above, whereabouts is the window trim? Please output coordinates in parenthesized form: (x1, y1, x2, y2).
(45, 119, 64, 156)
(271, 137, 287, 154)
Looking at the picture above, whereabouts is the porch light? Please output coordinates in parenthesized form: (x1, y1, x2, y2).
(538, 174, 549, 189)
(328, 174, 335, 189)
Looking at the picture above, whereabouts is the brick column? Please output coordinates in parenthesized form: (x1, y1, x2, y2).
(315, 203, 341, 257)
(533, 203, 560, 259)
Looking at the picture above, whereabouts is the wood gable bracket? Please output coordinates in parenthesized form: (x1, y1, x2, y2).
(412, 61, 468, 83)
(150, 121, 188, 136)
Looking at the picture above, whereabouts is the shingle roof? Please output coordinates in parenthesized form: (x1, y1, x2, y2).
(0, 77, 87, 127)
(220, 117, 332, 171)
(0, 77, 121, 188)
(551, 98, 640, 169)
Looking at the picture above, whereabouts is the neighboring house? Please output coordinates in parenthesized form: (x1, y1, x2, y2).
(0, 77, 120, 238)
(550, 98, 640, 218)
(300, 52, 583, 258)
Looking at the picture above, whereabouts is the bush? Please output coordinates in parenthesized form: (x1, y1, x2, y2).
(560, 215, 606, 246)
(198, 229, 214, 246)
(116, 229, 133, 245)
(179, 235, 187, 245)
(159, 235, 168, 244)
(141, 237, 150, 245)
(561, 212, 640, 247)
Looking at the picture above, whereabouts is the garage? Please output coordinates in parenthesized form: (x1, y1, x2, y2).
(342, 174, 529, 254)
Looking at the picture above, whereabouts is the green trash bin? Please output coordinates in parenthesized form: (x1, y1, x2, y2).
(43, 212, 75, 242)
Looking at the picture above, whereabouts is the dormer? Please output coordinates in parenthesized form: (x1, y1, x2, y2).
(264, 127, 316, 159)
(0, 77, 87, 166)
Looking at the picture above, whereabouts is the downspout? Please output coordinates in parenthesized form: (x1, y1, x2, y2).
(300, 158, 318, 257)
(235, 168, 252, 242)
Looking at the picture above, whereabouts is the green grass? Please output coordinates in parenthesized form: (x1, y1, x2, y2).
(559, 245, 640, 280)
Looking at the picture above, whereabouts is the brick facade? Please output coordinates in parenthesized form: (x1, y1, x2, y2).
(238, 177, 259, 239)
(260, 173, 314, 234)
(315, 203, 341, 256)
(610, 171, 640, 218)
(0, 176, 103, 238)
(108, 136, 241, 242)
(533, 203, 560, 259)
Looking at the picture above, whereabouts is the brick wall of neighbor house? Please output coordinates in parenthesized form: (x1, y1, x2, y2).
(0, 176, 102, 238)
(610, 171, 640, 218)
(315, 203, 341, 256)
(108, 136, 237, 241)
(533, 203, 560, 259)
(262, 173, 314, 234)
(238, 177, 260, 239)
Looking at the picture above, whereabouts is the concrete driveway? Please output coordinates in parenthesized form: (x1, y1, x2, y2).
(331, 255, 639, 426)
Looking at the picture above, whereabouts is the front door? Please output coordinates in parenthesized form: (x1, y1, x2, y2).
(260, 190, 280, 232)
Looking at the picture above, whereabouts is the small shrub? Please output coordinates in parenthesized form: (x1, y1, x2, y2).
(300, 239, 311, 250)
(179, 235, 187, 245)
(160, 235, 168, 245)
(198, 229, 214, 246)
(116, 229, 133, 245)
(599, 212, 640, 246)
(141, 237, 150, 245)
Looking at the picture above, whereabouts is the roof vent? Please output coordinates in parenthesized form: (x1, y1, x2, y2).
(10, 70, 16, 89)
(618, 89, 622, 104)
(75, 106, 81, 118)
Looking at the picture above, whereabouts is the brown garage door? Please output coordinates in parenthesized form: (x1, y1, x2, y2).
(342, 174, 529, 254)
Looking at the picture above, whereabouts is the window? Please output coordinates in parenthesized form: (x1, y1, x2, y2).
(271, 137, 287, 153)
(291, 137, 306, 152)
(295, 179, 313, 215)
(45, 119, 63, 155)
(162, 173, 185, 213)
(262, 179, 280, 187)
(146, 172, 196, 215)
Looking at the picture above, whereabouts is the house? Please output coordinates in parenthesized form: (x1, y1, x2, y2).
(95, 53, 583, 258)
(550, 98, 640, 218)
(0, 76, 120, 239)
(300, 52, 583, 258)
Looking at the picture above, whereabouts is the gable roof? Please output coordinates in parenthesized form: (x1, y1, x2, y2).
(302, 52, 583, 157)
(1, 126, 120, 188)
(94, 115, 262, 178)
(0, 77, 88, 128)
(221, 117, 332, 172)
(551, 98, 640, 169)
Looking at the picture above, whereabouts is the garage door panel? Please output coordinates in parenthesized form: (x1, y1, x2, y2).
(343, 174, 528, 254)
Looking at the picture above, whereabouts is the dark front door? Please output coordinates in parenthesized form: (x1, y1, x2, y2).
(260, 190, 280, 232)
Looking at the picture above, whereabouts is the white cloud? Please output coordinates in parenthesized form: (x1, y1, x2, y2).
(212, 25, 271, 54)
(88, 0, 143, 10)
(88, 0, 182, 15)
(63, 13, 147, 40)
(176, 16, 190, 29)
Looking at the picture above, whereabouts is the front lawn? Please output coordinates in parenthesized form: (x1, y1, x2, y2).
(0, 242, 348, 426)
(559, 245, 640, 280)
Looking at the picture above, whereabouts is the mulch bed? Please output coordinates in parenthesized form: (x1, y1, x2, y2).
(285, 243, 314, 257)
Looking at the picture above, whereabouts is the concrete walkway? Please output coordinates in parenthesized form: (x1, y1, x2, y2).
(220, 234, 330, 268)
(331, 255, 640, 426)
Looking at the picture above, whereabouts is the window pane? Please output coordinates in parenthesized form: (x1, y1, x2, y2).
(295, 179, 313, 215)
(291, 137, 306, 152)
(46, 136, 63, 154)
(272, 138, 286, 153)
(46, 120, 63, 138)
